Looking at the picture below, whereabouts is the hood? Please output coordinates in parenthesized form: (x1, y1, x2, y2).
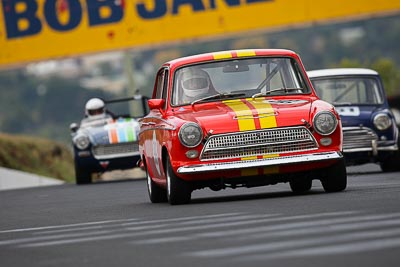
(335, 105, 382, 127)
(80, 118, 140, 145)
(173, 98, 313, 134)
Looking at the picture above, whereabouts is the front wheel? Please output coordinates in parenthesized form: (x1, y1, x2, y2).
(290, 178, 312, 194)
(320, 159, 347, 193)
(75, 164, 92, 185)
(380, 155, 400, 172)
(146, 164, 167, 203)
(381, 136, 400, 172)
(166, 155, 192, 205)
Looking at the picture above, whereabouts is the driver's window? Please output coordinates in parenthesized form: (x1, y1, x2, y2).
(155, 69, 165, 99)
(154, 68, 168, 109)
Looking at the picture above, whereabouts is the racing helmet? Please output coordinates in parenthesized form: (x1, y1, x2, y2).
(181, 68, 210, 98)
(85, 98, 105, 117)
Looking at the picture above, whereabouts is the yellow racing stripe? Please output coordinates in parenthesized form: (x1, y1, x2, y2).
(213, 51, 232, 60)
(223, 99, 258, 173)
(247, 98, 279, 159)
(249, 98, 277, 129)
(212, 50, 256, 60)
(240, 166, 279, 177)
(223, 98, 280, 175)
(241, 168, 259, 177)
(223, 100, 255, 131)
(236, 50, 256, 57)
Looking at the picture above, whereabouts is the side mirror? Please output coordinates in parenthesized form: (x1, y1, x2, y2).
(148, 99, 165, 110)
(70, 122, 79, 133)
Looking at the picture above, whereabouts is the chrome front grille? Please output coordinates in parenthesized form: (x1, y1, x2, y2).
(92, 142, 139, 159)
(342, 127, 378, 152)
(200, 127, 318, 161)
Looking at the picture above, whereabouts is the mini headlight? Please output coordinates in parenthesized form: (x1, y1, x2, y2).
(313, 111, 338, 136)
(373, 113, 392, 130)
(74, 134, 90, 150)
(178, 122, 203, 148)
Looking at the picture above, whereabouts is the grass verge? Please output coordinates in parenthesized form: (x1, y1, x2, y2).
(0, 132, 74, 183)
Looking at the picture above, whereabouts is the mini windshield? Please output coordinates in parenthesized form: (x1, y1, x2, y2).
(311, 76, 384, 105)
(106, 99, 148, 118)
(171, 57, 309, 106)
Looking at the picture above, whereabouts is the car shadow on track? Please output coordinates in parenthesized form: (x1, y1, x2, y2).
(345, 164, 382, 175)
(190, 188, 327, 205)
(92, 177, 145, 185)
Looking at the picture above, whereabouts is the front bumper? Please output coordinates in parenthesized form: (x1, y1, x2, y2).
(343, 141, 398, 154)
(177, 151, 342, 174)
(75, 152, 140, 172)
(342, 126, 398, 155)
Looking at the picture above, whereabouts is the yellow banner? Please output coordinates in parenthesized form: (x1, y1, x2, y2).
(0, 0, 399, 67)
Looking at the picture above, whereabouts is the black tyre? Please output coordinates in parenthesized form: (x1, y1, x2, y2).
(382, 136, 400, 172)
(289, 178, 312, 194)
(75, 164, 92, 185)
(166, 155, 191, 205)
(380, 156, 400, 172)
(320, 159, 347, 192)
(146, 164, 167, 203)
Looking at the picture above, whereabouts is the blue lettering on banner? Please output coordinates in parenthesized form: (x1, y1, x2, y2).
(44, 0, 82, 31)
(209, 0, 240, 9)
(87, 0, 124, 26)
(172, 0, 205, 14)
(137, 0, 271, 20)
(3, 0, 42, 38)
(1, 0, 273, 39)
(136, 0, 167, 19)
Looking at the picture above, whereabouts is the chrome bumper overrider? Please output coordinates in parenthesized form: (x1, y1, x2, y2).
(177, 151, 343, 174)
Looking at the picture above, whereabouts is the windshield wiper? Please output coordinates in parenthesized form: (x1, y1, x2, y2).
(191, 93, 246, 105)
(252, 87, 303, 98)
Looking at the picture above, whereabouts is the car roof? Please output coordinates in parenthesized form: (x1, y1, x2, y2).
(307, 68, 378, 78)
(163, 49, 300, 69)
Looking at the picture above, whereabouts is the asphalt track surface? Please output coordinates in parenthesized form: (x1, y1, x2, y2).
(1, 164, 400, 267)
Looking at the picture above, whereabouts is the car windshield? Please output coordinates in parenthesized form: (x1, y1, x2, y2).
(79, 97, 148, 129)
(171, 57, 309, 106)
(106, 98, 149, 119)
(311, 76, 384, 105)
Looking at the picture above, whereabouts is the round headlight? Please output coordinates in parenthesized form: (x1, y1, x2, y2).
(313, 111, 338, 136)
(373, 113, 392, 131)
(178, 122, 203, 148)
(74, 134, 90, 150)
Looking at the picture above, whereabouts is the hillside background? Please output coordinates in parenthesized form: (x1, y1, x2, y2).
(1, 15, 400, 146)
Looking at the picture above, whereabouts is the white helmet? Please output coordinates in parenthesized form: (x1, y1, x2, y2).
(85, 98, 105, 117)
(181, 68, 210, 98)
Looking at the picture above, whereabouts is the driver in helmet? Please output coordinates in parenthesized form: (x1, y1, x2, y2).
(85, 98, 107, 118)
(180, 68, 217, 103)
(80, 98, 112, 127)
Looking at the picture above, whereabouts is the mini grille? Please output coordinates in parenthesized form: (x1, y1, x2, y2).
(201, 127, 318, 161)
(92, 142, 139, 157)
(342, 127, 378, 151)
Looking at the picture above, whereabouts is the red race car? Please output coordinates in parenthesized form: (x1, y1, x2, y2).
(138, 49, 346, 205)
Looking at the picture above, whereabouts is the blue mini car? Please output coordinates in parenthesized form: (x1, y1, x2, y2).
(70, 95, 149, 184)
(308, 68, 399, 172)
